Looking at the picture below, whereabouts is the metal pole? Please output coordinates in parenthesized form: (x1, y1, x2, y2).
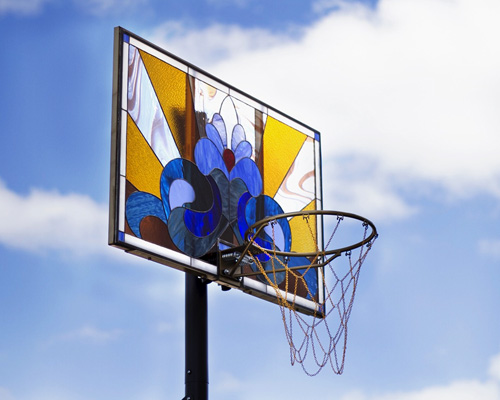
(184, 274, 208, 400)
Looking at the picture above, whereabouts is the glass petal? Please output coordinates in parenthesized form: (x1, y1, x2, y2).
(169, 179, 195, 210)
(126, 192, 166, 238)
(230, 158, 262, 197)
(231, 124, 246, 151)
(211, 113, 227, 148)
(194, 138, 229, 178)
(233, 140, 252, 163)
(205, 123, 224, 155)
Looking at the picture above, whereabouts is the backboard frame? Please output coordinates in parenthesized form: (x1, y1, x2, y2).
(109, 27, 324, 315)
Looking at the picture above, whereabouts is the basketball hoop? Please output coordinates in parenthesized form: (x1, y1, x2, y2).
(231, 210, 377, 375)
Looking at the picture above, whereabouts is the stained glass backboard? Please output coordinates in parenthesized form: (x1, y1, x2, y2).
(109, 27, 324, 314)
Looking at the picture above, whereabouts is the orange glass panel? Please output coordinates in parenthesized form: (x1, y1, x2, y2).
(262, 116, 307, 198)
(139, 49, 196, 160)
(126, 114, 163, 198)
(289, 200, 317, 253)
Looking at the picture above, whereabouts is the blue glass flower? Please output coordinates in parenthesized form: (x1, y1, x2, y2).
(126, 96, 293, 281)
(194, 112, 262, 197)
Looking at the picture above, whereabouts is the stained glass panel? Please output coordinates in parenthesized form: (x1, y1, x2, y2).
(110, 27, 323, 314)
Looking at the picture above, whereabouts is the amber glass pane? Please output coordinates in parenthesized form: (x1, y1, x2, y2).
(140, 49, 196, 160)
(289, 200, 317, 253)
(126, 114, 163, 198)
(262, 116, 307, 198)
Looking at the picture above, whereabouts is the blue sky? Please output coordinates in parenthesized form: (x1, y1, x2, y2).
(1, 0, 500, 399)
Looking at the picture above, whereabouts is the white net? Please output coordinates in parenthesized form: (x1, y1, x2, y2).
(245, 213, 376, 375)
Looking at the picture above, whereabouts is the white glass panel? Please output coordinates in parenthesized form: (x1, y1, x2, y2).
(273, 137, 316, 213)
(129, 37, 188, 73)
(124, 234, 217, 275)
(189, 68, 229, 94)
(266, 286, 317, 310)
(127, 45, 180, 165)
(315, 138, 322, 208)
(230, 96, 256, 159)
(229, 88, 268, 115)
(119, 110, 127, 176)
(268, 109, 315, 138)
(121, 42, 129, 111)
(191, 258, 218, 275)
(243, 277, 267, 293)
(219, 96, 239, 148)
(118, 176, 126, 232)
(193, 78, 229, 127)
(317, 267, 325, 305)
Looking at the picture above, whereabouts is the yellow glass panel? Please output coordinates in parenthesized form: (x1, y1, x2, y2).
(126, 114, 163, 198)
(139, 50, 195, 160)
(290, 200, 317, 253)
(263, 116, 306, 198)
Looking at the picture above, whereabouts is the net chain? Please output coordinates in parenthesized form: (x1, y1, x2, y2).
(247, 214, 376, 376)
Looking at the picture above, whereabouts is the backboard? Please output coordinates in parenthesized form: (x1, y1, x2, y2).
(109, 27, 324, 315)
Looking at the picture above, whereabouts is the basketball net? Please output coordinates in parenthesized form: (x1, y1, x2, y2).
(246, 214, 376, 376)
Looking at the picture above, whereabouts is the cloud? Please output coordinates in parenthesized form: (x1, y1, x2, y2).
(478, 238, 500, 258)
(0, 0, 148, 16)
(490, 353, 500, 381)
(341, 351, 500, 400)
(0, 387, 15, 400)
(206, 0, 250, 7)
(72, 0, 148, 16)
(143, 278, 185, 310)
(0, 179, 108, 256)
(155, 321, 174, 334)
(55, 325, 122, 344)
(322, 156, 418, 219)
(149, 0, 500, 218)
(213, 371, 244, 395)
(0, 0, 52, 15)
(148, 22, 299, 69)
(343, 381, 500, 400)
(313, 0, 371, 14)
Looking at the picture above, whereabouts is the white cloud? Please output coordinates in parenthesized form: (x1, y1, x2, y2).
(0, 0, 52, 15)
(206, 0, 249, 7)
(490, 353, 500, 381)
(56, 325, 122, 344)
(148, 22, 298, 69)
(0, 0, 149, 16)
(0, 180, 108, 256)
(313, 0, 369, 14)
(19, 388, 88, 400)
(478, 239, 500, 258)
(72, 0, 148, 16)
(0, 386, 15, 400)
(155, 321, 174, 333)
(149, 0, 500, 218)
(341, 351, 500, 400)
(322, 156, 418, 220)
(213, 371, 244, 395)
(144, 278, 185, 305)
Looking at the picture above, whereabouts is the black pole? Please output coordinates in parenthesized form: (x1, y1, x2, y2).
(184, 274, 208, 400)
